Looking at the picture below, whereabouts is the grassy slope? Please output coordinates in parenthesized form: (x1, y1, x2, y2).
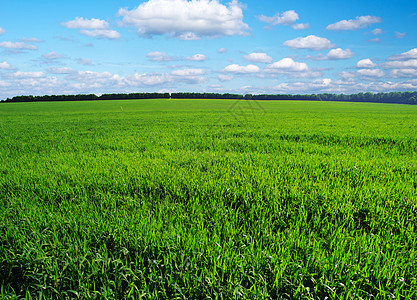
(0, 99, 416, 299)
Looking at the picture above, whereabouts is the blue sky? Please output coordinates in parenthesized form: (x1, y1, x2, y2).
(0, 0, 416, 98)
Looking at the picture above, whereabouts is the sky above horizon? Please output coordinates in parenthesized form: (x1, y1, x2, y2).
(0, 0, 416, 99)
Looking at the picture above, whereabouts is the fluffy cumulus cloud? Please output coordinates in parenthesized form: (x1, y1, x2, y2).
(62, 17, 121, 39)
(257, 10, 309, 30)
(337, 67, 385, 82)
(283, 35, 334, 51)
(117, 0, 249, 40)
(258, 10, 298, 25)
(387, 48, 417, 61)
(218, 74, 234, 81)
(171, 68, 206, 83)
(273, 78, 333, 93)
(357, 58, 377, 68)
(291, 23, 310, 30)
(243, 52, 273, 63)
(79, 29, 121, 39)
(357, 68, 385, 78)
(264, 58, 308, 73)
(222, 64, 260, 74)
(186, 54, 208, 61)
(0, 41, 37, 50)
(146, 51, 173, 62)
(65, 71, 125, 90)
(7, 71, 46, 79)
(171, 68, 205, 76)
(272, 78, 417, 94)
(390, 69, 417, 78)
(125, 68, 207, 86)
(308, 48, 354, 60)
(326, 15, 382, 30)
(326, 48, 354, 60)
(62, 17, 109, 30)
(125, 73, 170, 86)
(0, 27, 6, 35)
(0, 61, 12, 69)
(382, 60, 417, 69)
(381, 49, 417, 72)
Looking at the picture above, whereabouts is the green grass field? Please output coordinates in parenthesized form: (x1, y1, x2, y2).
(1, 99, 416, 299)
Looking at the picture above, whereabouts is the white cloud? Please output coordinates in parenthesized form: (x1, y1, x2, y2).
(257, 10, 309, 30)
(371, 28, 383, 35)
(170, 68, 206, 83)
(0, 61, 12, 69)
(222, 64, 260, 74)
(243, 52, 273, 63)
(42, 52, 65, 60)
(171, 68, 205, 76)
(395, 32, 406, 38)
(390, 69, 417, 78)
(117, 0, 249, 39)
(0, 80, 11, 87)
(186, 54, 208, 61)
(326, 15, 382, 30)
(264, 58, 308, 73)
(273, 78, 333, 93)
(326, 48, 354, 60)
(357, 68, 385, 78)
(21, 37, 42, 43)
(77, 58, 94, 66)
(47, 67, 75, 74)
(258, 10, 298, 26)
(65, 71, 125, 90)
(337, 68, 385, 81)
(0, 27, 5, 35)
(126, 68, 207, 87)
(62, 17, 109, 29)
(62, 17, 120, 39)
(308, 48, 354, 60)
(387, 48, 417, 61)
(283, 35, 334, 51)
(382, 59, 417, 69)
(0, 41, 37, 50)
(218, 74, 234, 81)
(8, 71, 45, 79)
(125, 73, 170, 86)
(367, 38, 381, 43)
(357, 58, 376, 68)
(67, 70, 120, 80)
(218, 48, 227, 53)
(291, 23, 310, 30)
(79, 29, 121, 39)
(338, 71, 358, 80)
(146, 51, 173, 62)
(271, 78, 417, 94)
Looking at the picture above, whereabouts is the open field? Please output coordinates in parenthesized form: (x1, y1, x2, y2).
(1, 99, 417, 299)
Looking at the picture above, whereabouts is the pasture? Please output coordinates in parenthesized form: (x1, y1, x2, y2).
(0, 99, 416, 299)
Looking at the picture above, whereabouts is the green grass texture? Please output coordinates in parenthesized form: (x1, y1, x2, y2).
(1, 99, 416, 299)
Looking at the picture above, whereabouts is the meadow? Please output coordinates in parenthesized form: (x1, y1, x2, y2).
(0, 99, 416, 299)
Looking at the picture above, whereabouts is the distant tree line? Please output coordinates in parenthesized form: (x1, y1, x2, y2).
(2, 93, 170, 103)
(2, 91, 417, 105)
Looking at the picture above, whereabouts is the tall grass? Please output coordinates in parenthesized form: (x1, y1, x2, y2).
(0, 99, 416, 299)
